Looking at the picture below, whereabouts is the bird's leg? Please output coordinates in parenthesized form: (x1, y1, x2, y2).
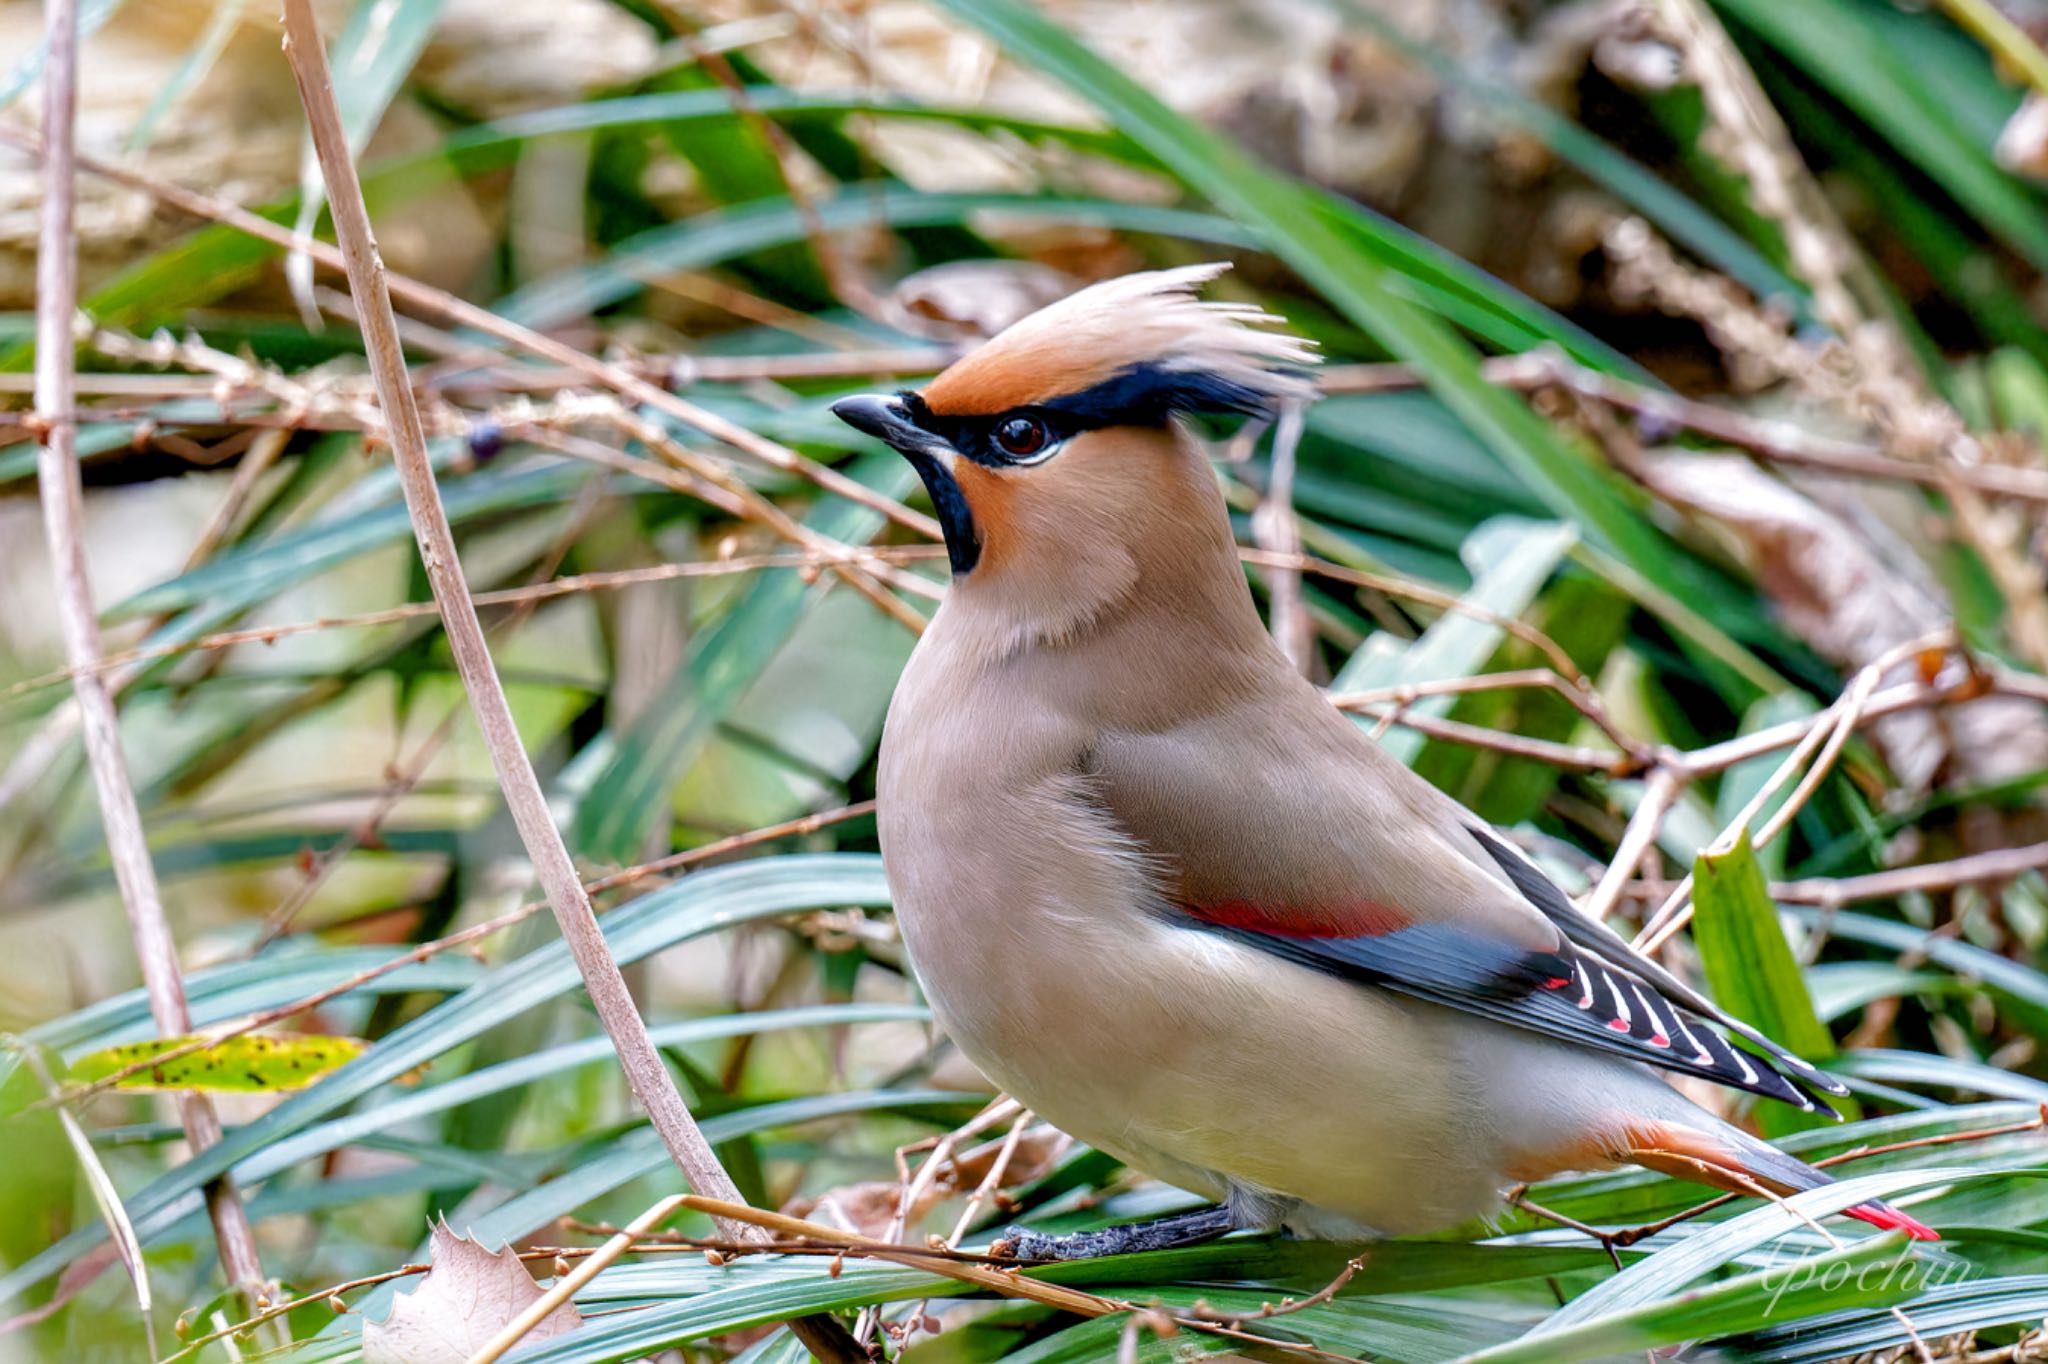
(1505, 1183, 1625, 1272)
(993, 1205, 1238, 1262)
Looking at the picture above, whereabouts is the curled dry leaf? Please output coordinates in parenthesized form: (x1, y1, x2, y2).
(1631, 449, 2048, 797)
(362, 1221, 582, 1364)
(882, 260, 1079, 341)
(951, 1123, 1070, 1192)
(785, 1180, 946, 1241)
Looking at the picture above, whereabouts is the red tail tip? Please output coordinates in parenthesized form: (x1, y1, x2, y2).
(1844, 1201, 1940, 1241)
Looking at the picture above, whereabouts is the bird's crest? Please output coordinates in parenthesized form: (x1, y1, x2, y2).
(919, 262, 1318, 419)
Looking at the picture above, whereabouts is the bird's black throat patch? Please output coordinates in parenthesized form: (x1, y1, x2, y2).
(904, 450, 981, 576)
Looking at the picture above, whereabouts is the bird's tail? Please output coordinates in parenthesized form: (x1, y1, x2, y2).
(1623, 1120, 1938, 1241)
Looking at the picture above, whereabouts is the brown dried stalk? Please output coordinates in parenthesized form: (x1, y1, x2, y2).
(273, 8, 858, 1358)
(1319, 354, 2048, 507)
(673, 1196, 1362, 1364)
(29, 0, 269, 1320)
(0, 125, 937, 544)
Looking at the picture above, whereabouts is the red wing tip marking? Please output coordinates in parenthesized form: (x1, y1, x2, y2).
(1648, 1034, 1671, 1048)
(1607, 1018, 1633, 1033)
(1542, 976, 1571, 989)
(1845, 1203, 1940, 1241)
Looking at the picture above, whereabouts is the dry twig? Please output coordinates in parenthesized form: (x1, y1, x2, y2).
(28, 0, 269, 1320)
(273, 11, 860, 1358)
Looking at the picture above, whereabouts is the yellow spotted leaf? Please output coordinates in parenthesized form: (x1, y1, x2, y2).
(70, 1034, 366, 1093)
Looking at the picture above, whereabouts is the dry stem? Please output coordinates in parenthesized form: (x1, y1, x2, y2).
(29, 0, 268, 1319)
(272, 11, 860, 1359)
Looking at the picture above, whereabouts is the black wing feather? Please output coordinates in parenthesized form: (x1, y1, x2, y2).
(1190, 916, 1833, 1113)
(1467, 826, 1847, 1105)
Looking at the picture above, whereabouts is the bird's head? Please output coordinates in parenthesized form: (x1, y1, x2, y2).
(832, 264, 1315, 635)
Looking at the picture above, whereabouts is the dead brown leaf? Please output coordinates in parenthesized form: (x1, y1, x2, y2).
(883, 260, 1079, 341)
(1632, 449, 2048, 797)
(361, 1221, 582, 1364)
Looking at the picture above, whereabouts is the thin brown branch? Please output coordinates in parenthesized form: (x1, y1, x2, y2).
(1321, 354, 2048, 506)
(1182, 1254, 1369, 1326)
(1638, 632, 1957, 952)
(0, 548, 945, 708)
(272, 20, 861, 1364)
(469, 1195, 689, 1364)
(1772, 845, 2048, 908)
(1584, 765, 1684, 921)
(1237, 546, 1590, 685)
(29, 0, 268, 1317)
(671, 1196, 1360, 1364)
(0, 125, 940, 544)
(1328, 667, 1652, 768)
(1331, 701, 1630, 773)
(565, 407, 928, 633)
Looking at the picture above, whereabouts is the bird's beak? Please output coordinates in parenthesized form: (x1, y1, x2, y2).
(832, 393, 980, 576)
(831, 394, 953, 462)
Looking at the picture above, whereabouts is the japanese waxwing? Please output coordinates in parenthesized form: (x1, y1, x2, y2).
(831, 263, 1935, 1259)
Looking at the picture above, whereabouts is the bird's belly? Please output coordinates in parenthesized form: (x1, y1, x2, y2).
(895, 883, 1551, 1236)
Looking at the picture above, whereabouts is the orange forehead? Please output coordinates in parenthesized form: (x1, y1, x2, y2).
(919, 331, 1127, 417)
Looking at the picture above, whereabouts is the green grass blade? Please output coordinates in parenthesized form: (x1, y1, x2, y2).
(0, 854, 893, 1305)
(1691, 828, 1843, 1134)
(1463, 1235, 1927, 1364)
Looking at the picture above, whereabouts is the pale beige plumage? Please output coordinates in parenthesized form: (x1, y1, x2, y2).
(833, 265, 1933, 1251)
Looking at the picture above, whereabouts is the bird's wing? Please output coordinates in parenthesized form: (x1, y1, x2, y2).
(1090, 700, 1844, 1114)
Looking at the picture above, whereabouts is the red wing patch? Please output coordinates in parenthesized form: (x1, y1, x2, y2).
(1183, 900, 1410, 939)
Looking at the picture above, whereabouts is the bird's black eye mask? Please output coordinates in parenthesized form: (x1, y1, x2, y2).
(884, 361, 1293, 577)
(899, 360, 1288, 469)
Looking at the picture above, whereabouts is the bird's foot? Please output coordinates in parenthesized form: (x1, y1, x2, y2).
(992, 1205, 1237, 1262)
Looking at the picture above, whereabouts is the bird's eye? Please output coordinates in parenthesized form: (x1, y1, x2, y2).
(993, 416, 1049, 459)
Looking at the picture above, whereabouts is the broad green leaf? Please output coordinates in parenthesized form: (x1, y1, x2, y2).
(495, 190, 1261, 330)
(1691, 828, 1841, 1134)
(24, 948, 483, 1060)
(1832, 1049, 2048, 1106)
(1416, 571, 1631, 823)
(1803, 910, 2048, 1034)
(69, 1033, 365, 1093)
(106, 442, 540, 620)
(499, 1240, 1613, 1364)
(1807, 963, 1963, 1023)
(640, 67, 829, 301)
(1733, 1267, 2048, 1362)
(247, 1003, 929, 1181)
